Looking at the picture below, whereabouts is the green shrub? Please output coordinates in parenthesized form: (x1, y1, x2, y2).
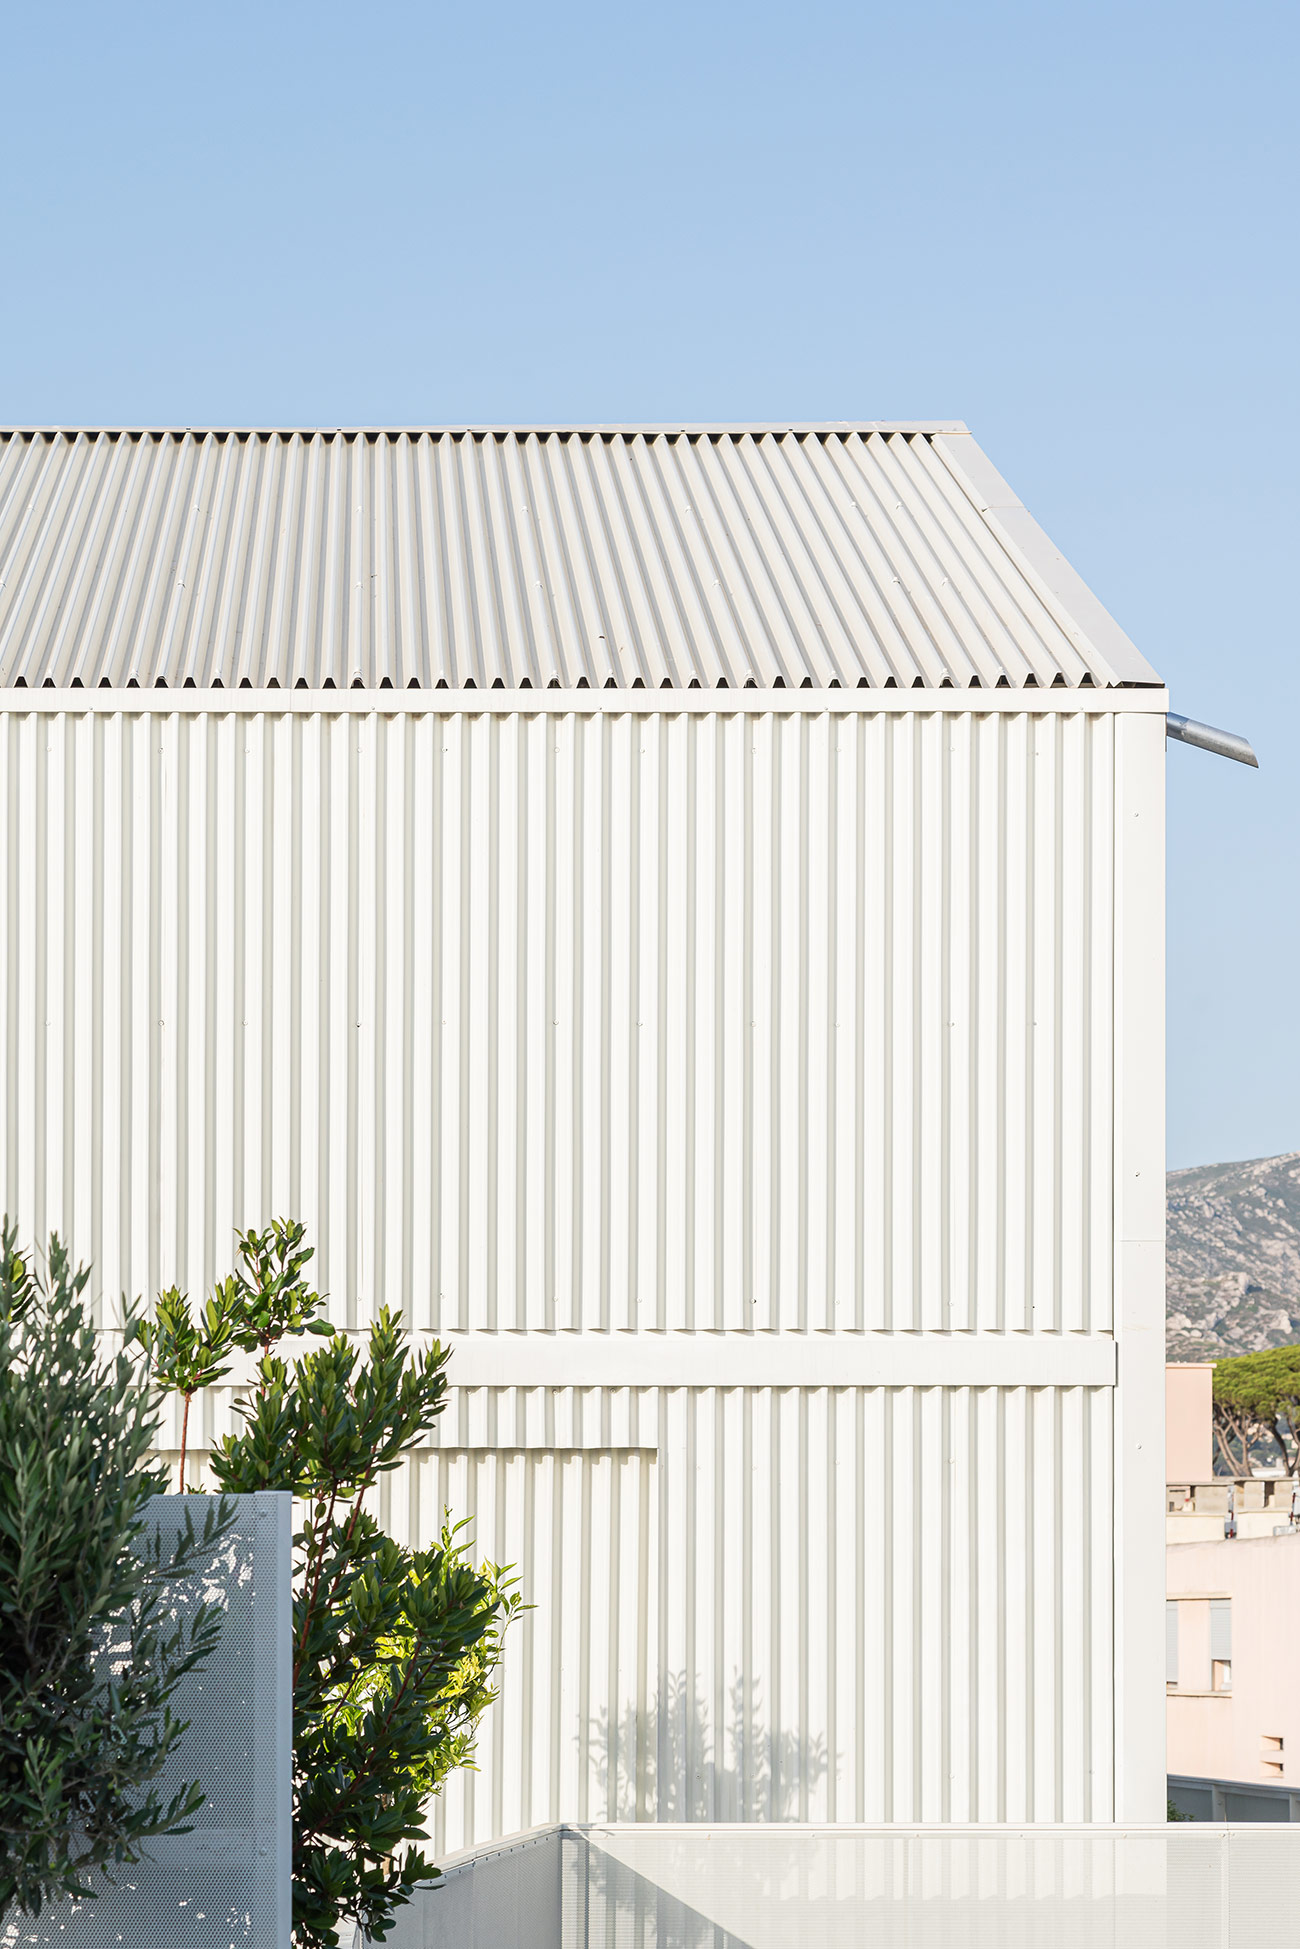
(0, 1223, 231, 1923)
(144, 1222, 520, 1948)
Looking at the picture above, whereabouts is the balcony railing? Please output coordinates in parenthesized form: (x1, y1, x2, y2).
(1169, 1772, 1300, 1822)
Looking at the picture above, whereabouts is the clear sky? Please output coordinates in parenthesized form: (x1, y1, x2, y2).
(2, 0, 1295, 1170)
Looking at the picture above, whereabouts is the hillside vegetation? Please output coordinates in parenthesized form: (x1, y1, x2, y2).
(1167, 1153, 1300, 1360)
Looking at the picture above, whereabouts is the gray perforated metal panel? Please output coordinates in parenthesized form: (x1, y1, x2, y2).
(374, 1830, 562, 1949)
(15, 1493, 291, 1949)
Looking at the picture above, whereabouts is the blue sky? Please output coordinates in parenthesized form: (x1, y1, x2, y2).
(2, 0, 1295, 1169)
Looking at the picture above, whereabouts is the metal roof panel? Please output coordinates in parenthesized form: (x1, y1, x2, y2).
(0, 427, 1159, 691)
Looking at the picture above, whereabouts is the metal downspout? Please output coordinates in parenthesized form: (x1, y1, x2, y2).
(1166, 713, 1258, 767)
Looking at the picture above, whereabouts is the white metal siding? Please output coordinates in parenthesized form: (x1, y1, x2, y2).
(406, 1382, 1115, 1848)
(0, 701, 1158, 1837)
(0, 706, 1115, 1336)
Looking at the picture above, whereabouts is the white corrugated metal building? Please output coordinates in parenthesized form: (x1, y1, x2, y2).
(0, 422, 1167, 1840)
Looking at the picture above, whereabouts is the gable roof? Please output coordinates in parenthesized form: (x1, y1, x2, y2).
(0, 425, 1161, 692)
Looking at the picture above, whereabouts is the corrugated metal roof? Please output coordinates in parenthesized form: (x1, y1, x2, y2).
(0, 426, 1160, 691)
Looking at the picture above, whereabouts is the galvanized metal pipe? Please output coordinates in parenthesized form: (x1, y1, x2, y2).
(1166, 712, 1258, 767)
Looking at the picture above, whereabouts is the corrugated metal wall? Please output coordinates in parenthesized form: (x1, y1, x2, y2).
(409, 1382, 1115, 1845)
(0, 705, 1126, 1839)
(0, 706, 1114, 1332)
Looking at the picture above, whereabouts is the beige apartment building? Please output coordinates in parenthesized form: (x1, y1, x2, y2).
(1167, 1533, 1300, 1791)
(1167, 1362, 1300, 1801)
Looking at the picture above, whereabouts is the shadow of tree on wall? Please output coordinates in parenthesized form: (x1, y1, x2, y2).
(588, 1670, 829, 1824)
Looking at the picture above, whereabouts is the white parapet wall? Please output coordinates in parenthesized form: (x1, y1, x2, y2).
(13, 1493, 292, 1949)
(380, 1823, 1300, 1949)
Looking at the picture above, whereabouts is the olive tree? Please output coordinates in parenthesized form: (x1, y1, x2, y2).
(0, 1224, 230, 1923)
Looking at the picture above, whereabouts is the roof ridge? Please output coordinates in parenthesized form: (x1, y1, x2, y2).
(0, 421, 969, 439)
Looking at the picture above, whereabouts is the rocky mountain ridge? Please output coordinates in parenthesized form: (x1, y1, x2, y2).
(1166, 1152, 1300, 1361)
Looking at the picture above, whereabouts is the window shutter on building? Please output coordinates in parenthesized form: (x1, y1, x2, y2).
(1210, 1598, 1232, 1663)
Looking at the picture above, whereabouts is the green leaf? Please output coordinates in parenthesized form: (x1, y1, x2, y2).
(199, 1219, 520, 1948)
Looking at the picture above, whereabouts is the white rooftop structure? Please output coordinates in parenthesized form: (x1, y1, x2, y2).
(0, 422, 1169, 1846)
